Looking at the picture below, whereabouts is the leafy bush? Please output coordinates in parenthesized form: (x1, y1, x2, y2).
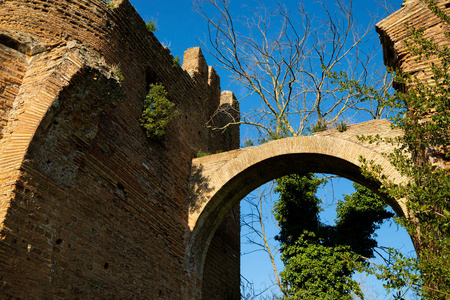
(357, 2, 450, 297)
(243, 139, 254, 147)
(140, 83, 178, 140)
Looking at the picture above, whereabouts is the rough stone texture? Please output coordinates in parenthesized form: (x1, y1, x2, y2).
(313, 119, 402, 152)
(0, 1, 240, 299)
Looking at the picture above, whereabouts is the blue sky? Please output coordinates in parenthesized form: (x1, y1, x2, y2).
(129, 0, 416, 298)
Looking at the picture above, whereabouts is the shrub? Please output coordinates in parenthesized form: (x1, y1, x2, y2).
(337, 121, 348, 132)
(114, 67, 124, 82)
(243, 139, 254, 147)
(146, 21, 157, 32)
(140, 83, 178, 140)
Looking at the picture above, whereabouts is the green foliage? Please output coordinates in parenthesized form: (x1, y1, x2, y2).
(273, 174, 325, 249)
(243, 139, 254, 147)
(327, 68, 396, 119)
(140, 83, 178, 140)
(365, 248, 422, 299)
(358, 1, 450, 298)
(421, 0, 450, 25)
(311, 120, 327, 133)
(146, 20, 157, 32)
(195, 150, 211, 157)
(280, 232, 363, 300)
(334, 184, 395, 259)
(336, 121, 348, 132)
(110, 64, 124, 82)
(273, 175, 393, 298)
(106, 0, 114, 9)
(172, 56, 181, 68)
(115, 67, 124, 82)
(258, 120, 290, 144)
(393, 30, 450, 300)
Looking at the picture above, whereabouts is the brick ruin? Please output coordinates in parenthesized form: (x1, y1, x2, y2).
(0, 0, 239, 298)
(376, 0, 450, 168)
(377, 0, 450, 83)
(1, 0, 449, 299)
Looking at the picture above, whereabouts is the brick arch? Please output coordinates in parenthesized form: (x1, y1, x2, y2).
(0, 44, 122, 229)
(0, 45, 125, 296)
(186, 134, 408, 278)
(0, 46, 82, 229)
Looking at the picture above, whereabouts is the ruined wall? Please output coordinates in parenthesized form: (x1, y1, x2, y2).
(376, 0, 450, 168)
(377, 0, 450, 83)
(0, 0, 239, 298)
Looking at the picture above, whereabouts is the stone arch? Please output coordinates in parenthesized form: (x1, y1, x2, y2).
(186, 134, 408, 279)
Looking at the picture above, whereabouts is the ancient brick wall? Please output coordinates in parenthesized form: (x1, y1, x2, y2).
(0, 0, 240, 298)
(377, 0, 450, 84)
(376, 0, 450, 168)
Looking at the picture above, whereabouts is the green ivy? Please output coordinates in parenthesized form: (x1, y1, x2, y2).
(140, 83, 178, 140)
(356, 2, 450, 298)
(280, 233, 364, 300)
(273, 175, 394, 298)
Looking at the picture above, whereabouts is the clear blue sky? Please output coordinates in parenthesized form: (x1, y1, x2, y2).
(129, 0, 415, 298)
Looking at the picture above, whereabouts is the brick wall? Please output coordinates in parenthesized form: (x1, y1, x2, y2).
(376, 0, 450, 168)
(0, 0, 240, 298)
(377, 0, 450, 84)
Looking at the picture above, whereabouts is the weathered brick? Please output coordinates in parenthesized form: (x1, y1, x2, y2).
(0, 0, 240, 299)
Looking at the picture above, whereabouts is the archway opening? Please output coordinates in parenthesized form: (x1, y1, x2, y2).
(187, 137, 414, 299)
(238, 175, 417, 299)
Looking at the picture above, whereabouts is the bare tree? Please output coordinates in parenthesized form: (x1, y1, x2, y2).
(240, 183, 283, 296)
(195, 0, 391, 138)
(194, 0, 397, 297)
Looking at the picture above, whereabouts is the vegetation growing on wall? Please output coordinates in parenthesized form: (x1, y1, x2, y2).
(336, 121, 348, 132)
(146, 20, 157, 32)
(106, 0, 115, 9)
(197, 0, 448, 298)
(140, 83, 178, 140)
(172, 56, 181, 68)
(310, 120, 328, 133)
(195, 150, 211, 157)
(355, 1, 450, 298)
